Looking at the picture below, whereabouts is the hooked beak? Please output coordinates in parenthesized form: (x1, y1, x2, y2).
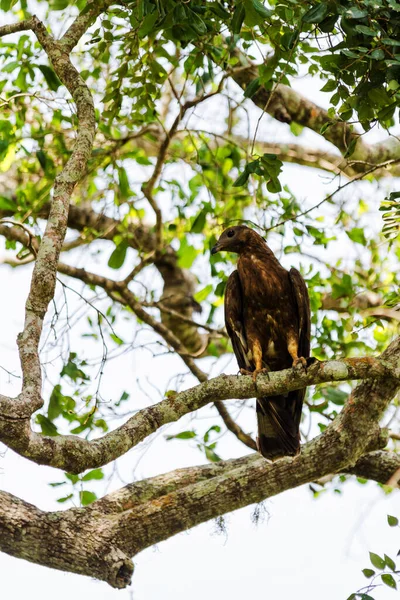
(211, 243, 220, 255)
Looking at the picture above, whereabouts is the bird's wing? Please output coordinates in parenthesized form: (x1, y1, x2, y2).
(289, 267, 311, 359)
(224, 270, 251, 371)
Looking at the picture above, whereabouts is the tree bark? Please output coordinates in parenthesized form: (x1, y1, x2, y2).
(0, 338, 399, 587)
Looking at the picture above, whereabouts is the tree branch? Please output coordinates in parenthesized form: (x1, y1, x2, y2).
(0, 445, 398, 588)
(0, 351, 398, 473)
(59, 0, 112, 52)
(0, 16, 96, 412)
(229, 56, 400, 173)
(0, 336, 399, 588)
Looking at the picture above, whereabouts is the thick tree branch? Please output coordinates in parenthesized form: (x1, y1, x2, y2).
(0, 445, 398, 588)
(59, 0, 112, 52)
(0, 353, 398, 473)
(229, 57, 400, 173)
(345, 450, 400, 484)
(1, 17, 96, 413)
(0, 490, 133, 588)
(0, 336, 399, 587)
(0, 17, 95, 412)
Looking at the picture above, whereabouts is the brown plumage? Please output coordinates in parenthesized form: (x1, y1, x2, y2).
(211, 225, 311, 460)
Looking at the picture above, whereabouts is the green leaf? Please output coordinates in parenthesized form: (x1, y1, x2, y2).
(290, 122, 303, 136)
(251, 0, 271, 19)
(215, 281, 226, 296)
(116, 391, 130, 406)
(284, 245, 299, 254)
(36, 414, 59, 437)
(191, 209, 207, 233)
(0, 196, 16, 211)
(82, 469, 104, 481)
(371, 49, 385, 60)
(177, 238, 198, 268)
(138, 11, 159, 38)
(48, 384, 62, 420)
(57, 494, 73, 503)
(2, 61, 19, 73)
(108, 241, 128, 269)
(346, 228, 366, 245)
(65, 472, 79, 484)
(354, 24, 377, 36)
(204, 445, 222, 462)
(233, 167, 250, 187)
(1, 0, 17, 9)
(381, 573, 397, 589)
(37, 65, 61, 91)
(50, 0, 69, 9)
(204, 425, 221, 443)
(244, 77, 261, 98)
(267, 178, 281, 193)
(188, 10, 207, 35)
(362, 569, 375, 578)
(345, 7, 368, 19)
(118, 167, 131, 200)
(340, 49, 359, 59)
(194, 284, 213, 303)
(79, 491, 97, 506)
(325, 387, 348, 406)
(61, 354, 89, 383)
(320, 80, 336, 92)
(37, 150, 47, 170)
(343, 138, 357, 159)
(387, 515, 399, 527)
(369, 551, 385, 569)
(231, 4, 245, 33)
(384, 553, 396, 571)
(166, 430, 197, 440)
(110, 333, 124, 345)
(303, 3, 329, 24)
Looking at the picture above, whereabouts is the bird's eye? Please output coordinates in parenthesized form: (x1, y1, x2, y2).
(227, 229, 235, 238)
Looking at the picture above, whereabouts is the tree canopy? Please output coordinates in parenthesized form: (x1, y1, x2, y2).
(1, 0, 400, 596)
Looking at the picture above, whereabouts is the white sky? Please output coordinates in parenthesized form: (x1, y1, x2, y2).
(1, 7, 400, 600)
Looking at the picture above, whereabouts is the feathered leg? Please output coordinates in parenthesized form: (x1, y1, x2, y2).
(287, 334, 307, 369)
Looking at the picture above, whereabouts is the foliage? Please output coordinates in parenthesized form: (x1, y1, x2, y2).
(349, 515, 400, 598)
(1, 0, 400, 589)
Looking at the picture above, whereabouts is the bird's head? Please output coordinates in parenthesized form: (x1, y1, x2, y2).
(211, 225, 261, 256)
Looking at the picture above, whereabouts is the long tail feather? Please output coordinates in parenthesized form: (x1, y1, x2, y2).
(256, 391, 304, 460)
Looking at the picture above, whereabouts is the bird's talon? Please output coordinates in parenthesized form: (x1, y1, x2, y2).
(251, 368, 270, 382)
(239, 368, 253, 377)
(292, 356, 307, 371)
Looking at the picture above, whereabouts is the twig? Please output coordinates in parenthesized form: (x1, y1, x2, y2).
(0, 220, 38, 257)
(268, 157, 400, 232)
(141, 77, 228, 251)
(142, 301, 227, 337)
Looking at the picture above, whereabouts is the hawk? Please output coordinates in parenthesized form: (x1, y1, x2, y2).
(211, 225, 311, 460)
